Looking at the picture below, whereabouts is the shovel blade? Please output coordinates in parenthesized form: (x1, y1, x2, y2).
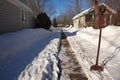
(90, 65, 103, 72)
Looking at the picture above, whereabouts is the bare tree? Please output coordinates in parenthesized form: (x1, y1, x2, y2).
(105, 0, 120, 12)
(66, 0, 76, 25)
(45, 4, 56, 17)
(56, 0, 76, 26)
(56, 13, 70, 26)
(75, 0, 80, 14)
(53, 18, 58, 27)
(37, 0, 56, 17)
(86, 0, 92, 8)
(37, 0, 46, 12)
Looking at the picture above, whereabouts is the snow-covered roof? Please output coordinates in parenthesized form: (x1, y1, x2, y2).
(101, 3, 117, 14)
(72, 3, 117, 20)
(72, 8, 93, 20)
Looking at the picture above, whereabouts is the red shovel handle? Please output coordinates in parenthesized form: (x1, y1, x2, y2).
(95, 14, 103, 65)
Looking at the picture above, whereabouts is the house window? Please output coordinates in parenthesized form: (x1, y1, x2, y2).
(85, 14, 92, 22)
(21, 9, 27, 23)
(75, 21, 76, 23)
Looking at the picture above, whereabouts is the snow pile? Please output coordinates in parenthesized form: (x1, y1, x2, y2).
(18, 38, 60, 80)
(63, 25, 79, 32)
(0, 28, 61, 80)
(66, 26, 120, 80)
(0, 28, 52, 66)
(50, 26, 61, 32)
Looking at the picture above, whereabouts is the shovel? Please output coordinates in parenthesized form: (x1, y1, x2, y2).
(90, 9, 106, 72)
(90, 18, 103, 72)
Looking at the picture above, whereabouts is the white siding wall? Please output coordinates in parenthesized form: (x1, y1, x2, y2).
(73, 16, 86, 28)
(0, 0, 36, 34)
(73, 19, 79, 27)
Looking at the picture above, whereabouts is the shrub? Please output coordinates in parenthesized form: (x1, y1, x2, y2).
(36, 13, 51, 30)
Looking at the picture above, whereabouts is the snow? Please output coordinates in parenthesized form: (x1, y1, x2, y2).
(65, 25, 120, 80)
(18, 38, 60, 80)
(0, 25, 120, 80)
(0, 28, 61, 80)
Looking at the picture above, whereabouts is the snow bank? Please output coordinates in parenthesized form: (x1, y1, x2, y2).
(0, 28, 52, 66)
(62, 25, 79, 32)
(66, 26, 120, 80)
(50, 26, 61, 32)
(0, 28, 61, 80)
(18, 38, 60, 80)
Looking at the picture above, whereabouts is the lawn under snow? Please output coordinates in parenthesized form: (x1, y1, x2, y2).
(0, 28, 61, 80)
(64, 25, 120, 80)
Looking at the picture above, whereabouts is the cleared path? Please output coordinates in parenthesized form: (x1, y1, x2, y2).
(59, 31, 88, 80)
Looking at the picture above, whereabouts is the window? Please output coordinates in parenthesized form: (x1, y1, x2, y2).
(85, 14, 92, 22)
(74, 21, 76, 23)
(21, 9, 27, 23)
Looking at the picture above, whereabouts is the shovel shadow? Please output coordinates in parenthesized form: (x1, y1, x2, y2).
(102, 47, 120, 67)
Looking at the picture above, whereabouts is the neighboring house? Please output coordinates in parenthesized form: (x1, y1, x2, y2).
(0, 0, 39, 34)
(72, 3, 117, 28)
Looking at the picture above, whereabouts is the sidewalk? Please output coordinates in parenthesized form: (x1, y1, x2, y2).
(59, 32, 88, 80)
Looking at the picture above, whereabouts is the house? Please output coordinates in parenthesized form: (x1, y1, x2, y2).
(72, 3, 117, 28)
(0, 0, 40, 34)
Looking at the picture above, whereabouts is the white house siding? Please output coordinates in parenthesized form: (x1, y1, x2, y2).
(19, 0, 39, 18)
(73, 19, 79, 27)
(29, 0, 39, 17)
(0, 0, 38, 34)
(80, 16, 85, 27)
(73, 16, 85, 28)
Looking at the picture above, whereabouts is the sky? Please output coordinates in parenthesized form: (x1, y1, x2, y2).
(52, 0, 69, 16)
(40, 0, 92, 19)
(52, 0, 90, 17)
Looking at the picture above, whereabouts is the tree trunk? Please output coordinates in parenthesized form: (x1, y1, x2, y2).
(92, 0, 100, 29)
(76, 0, 80, 14)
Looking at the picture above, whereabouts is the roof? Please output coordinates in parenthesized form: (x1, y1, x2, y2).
(72, 3, 117, 20)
